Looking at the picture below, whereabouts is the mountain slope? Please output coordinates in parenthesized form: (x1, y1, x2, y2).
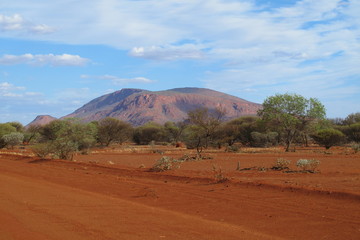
(63, 88, 262, 126)
(26, 115, 57, 128)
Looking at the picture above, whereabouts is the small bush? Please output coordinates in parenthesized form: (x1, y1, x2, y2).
(272, 158, 291, 170)
(212, 165, 228, 183)
(1, 132, 24, 149)
(225, 145, 239, 152)
(150, 156, 182, 172)
(296, 159, 320, 172)
(351, 142, 360, 153)
(31, 143, 52, 159)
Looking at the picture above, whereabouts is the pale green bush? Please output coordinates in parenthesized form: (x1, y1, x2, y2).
(31, 143, 52, 159)
(1, 132, 24, 148)
(296, 159, 320, 172)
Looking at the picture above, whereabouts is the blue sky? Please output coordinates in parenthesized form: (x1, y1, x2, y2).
(1, 0, 359, 124)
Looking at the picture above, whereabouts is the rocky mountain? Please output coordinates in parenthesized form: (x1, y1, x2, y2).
(26, 115, 57, 127)
(62, 88, 261, 126)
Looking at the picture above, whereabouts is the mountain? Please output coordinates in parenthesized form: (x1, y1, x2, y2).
(26, 115, 57, 128)
(62, 88, 261, 126)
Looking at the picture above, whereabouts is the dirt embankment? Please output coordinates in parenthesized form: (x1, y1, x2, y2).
(0, 149, 359, 240)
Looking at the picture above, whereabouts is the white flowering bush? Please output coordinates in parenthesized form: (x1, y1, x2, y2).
(296, 159, 320, 172)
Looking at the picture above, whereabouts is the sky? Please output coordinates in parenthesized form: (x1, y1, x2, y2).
(0, 0, 359, 124)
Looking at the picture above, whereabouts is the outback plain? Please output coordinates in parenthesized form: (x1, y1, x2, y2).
(1, 145, 359, 240)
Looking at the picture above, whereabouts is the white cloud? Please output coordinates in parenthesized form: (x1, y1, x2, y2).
(0, 54, 90, 66)
(83, 74, 155, 85)
(129, 44, 205, 61)
(0, 13, 55, 34)
(112, 77, 155, 85)
(2, 0, 360, 118)
(29, 24, 55, 34)
(0, 82, 41, 99)
(0, 82, 25, 92)
(0, 14, 23, 31)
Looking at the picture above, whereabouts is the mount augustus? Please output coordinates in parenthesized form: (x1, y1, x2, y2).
(29, 88, 262, 126)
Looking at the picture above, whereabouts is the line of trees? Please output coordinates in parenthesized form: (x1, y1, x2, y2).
(0, 94, 359, 159)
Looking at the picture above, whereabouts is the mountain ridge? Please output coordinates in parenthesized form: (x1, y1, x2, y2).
(28, 88, 262, 126)
(63, 87, 261, 126)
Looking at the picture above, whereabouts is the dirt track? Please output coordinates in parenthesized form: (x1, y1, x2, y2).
(0, 149, 359, 239)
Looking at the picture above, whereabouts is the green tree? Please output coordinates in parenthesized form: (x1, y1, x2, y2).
(8, 122, 24, 132)
(183, 107, 225, 155)
(258, 93, 326, 152)
(163, 121, 185, 145)
(0, 123, 17, 148)
(23, 125, 42, 144)
(1, 132, 24, 149)
(133, 122, 166, 145)
(97, 117, 133, 146)
(250, 131, 278, 147)
(219, 116, 259, 146)
(340, 123, 360, 143)
(37, 119, 97, 160)
(311, 128, 345, 149)
(343, 112, 360, 125)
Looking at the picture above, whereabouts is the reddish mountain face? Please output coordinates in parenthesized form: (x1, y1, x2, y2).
(63, 88, 262, 126)
(26, 115, 57, 128)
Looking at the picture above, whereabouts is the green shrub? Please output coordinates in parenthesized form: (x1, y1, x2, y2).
(1, 132, 24, 149)
(351, 142, 360, 153)
(250, 131, 279, 147)
(51, 139, 78, 160)
(31, 143, 52, 159)
(311, 128, 345, 149)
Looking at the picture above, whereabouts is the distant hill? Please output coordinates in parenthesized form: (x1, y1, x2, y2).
(26, 115, 57, 128)
(62, 87, 261, 126)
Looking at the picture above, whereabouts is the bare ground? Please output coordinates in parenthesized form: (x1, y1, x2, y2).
(0, 146, 359, 239)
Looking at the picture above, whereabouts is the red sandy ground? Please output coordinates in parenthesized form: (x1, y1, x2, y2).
(0, 146, 359, 239)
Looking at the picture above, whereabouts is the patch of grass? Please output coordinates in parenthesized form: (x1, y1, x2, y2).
(296, 159, 320, 173)
(351, 142, 360, 153)
(271, 158, 291, 171)
(150, 156, 183, 172)
(212, 165, 228, 183)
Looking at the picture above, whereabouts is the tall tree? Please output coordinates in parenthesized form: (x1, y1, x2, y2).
(133, 122, 166, 145)
(164, 121, 186, 144)
(343, 112, 360, 125)
(185, 107, 225, 154)
(97, 117, 133, 146)
(258, 93, 326, 152)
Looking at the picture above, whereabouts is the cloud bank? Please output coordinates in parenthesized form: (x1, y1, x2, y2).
(81, 75, 155, 85)
(0, 14, 55, 34)
(0, 54, 90, 66)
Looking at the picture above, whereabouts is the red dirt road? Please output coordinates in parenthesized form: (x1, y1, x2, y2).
(0, 149, 359, 239)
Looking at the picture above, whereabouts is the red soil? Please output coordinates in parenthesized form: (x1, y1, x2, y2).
(0, 146, 359, 239)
